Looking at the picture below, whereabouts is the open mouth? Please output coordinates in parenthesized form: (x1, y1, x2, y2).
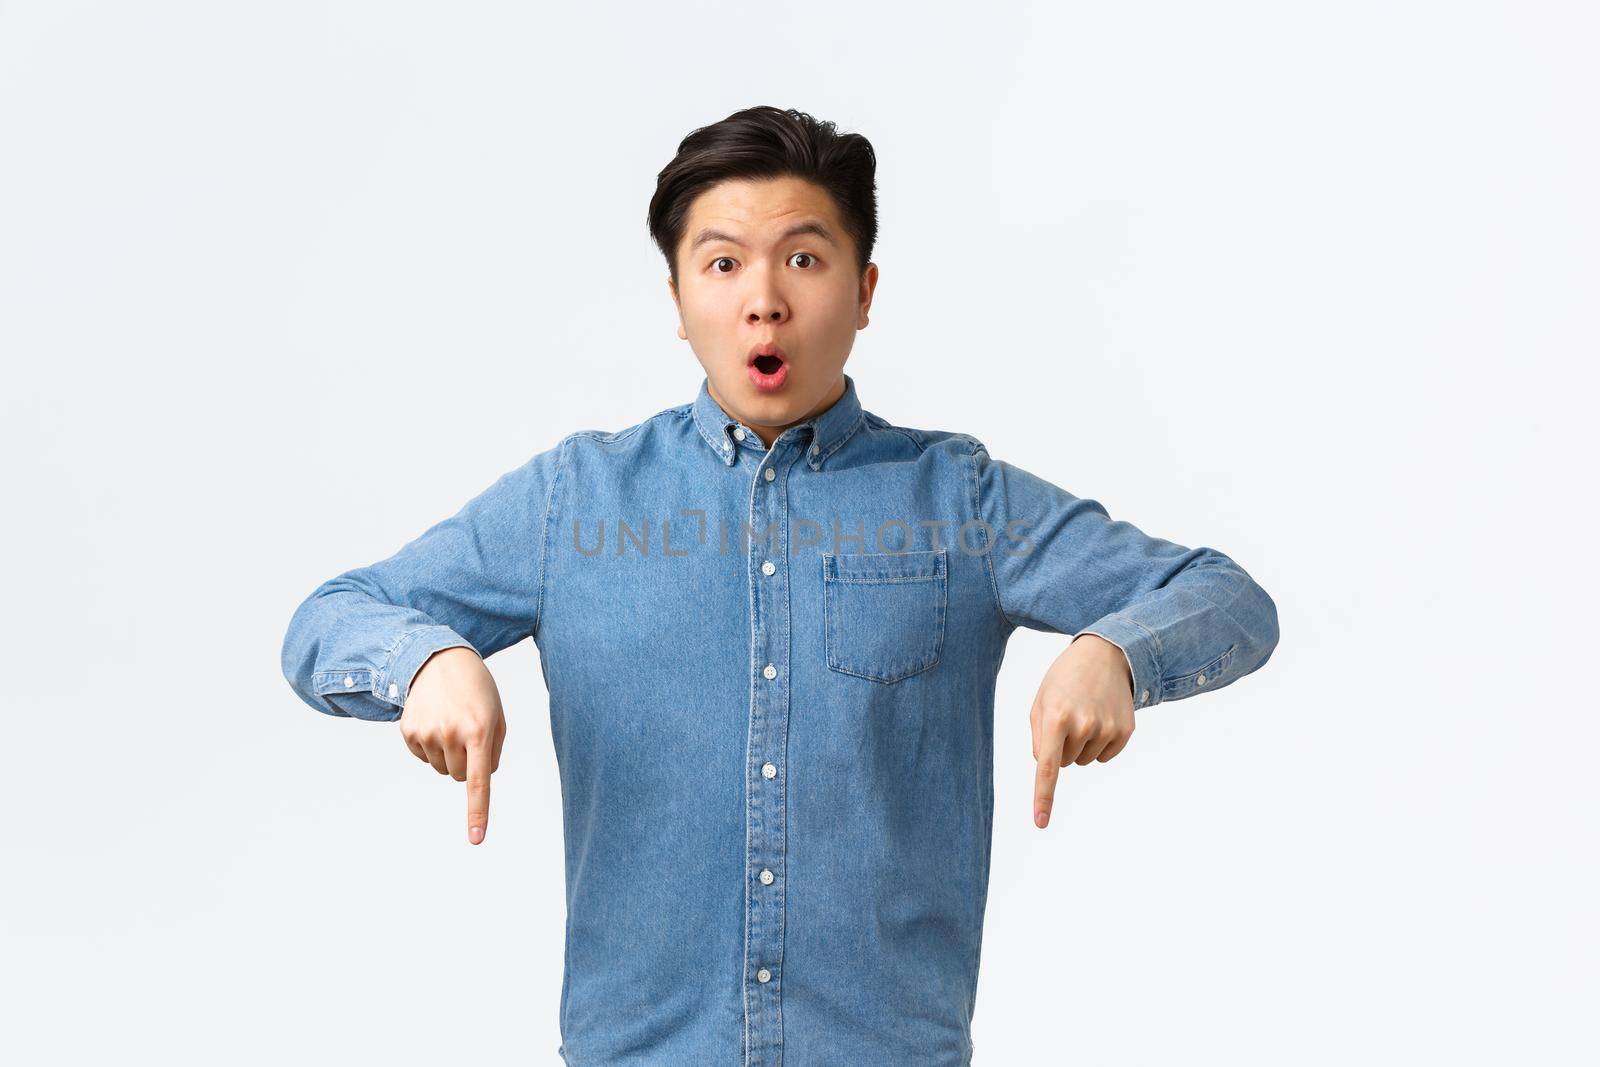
(747, 345, 789, 391)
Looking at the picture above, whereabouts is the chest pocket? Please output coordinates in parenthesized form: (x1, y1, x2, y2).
(822, 548, 947, 683)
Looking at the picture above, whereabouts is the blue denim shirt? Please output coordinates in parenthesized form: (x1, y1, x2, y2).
(281, 373, 1279, 1066)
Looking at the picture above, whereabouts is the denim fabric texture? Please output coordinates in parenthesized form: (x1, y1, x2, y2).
(282, 373, 1280, 1065)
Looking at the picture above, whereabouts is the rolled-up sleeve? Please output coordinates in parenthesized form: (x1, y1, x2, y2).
(970, 439, 1279, 710)
(281, 436, 570, 721)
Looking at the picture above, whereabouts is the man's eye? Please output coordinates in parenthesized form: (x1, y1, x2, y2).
(711, 257, 736, 273)
(790, 252, 817, 269)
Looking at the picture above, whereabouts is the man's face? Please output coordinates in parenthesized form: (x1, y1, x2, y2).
(669, 175, 877, 446)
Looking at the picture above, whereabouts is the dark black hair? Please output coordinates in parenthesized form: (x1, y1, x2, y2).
(648, 106, 878, 289)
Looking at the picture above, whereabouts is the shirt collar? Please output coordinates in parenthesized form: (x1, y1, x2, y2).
(691, 372, 865, 471)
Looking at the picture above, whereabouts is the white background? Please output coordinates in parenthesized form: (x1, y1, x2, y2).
(3, 2, 1595, 1063)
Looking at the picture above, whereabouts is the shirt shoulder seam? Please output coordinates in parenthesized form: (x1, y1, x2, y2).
(568, 406, 684, 447)
(532, 431, 577, 642)
(864, 413, 931, 454)
(965, 435, 1017, 631)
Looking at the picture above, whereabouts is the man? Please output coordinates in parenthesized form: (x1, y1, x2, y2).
(281, 105, 1279, 1066)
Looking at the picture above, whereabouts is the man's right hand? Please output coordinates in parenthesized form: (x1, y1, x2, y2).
(398, 646, 506, 845)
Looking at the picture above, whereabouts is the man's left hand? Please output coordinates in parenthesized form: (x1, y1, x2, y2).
(1030, 633, 1135, 829)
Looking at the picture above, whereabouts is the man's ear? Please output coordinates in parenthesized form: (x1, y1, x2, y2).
(667, 276, 687, 340)
(857, 262, 879, 329)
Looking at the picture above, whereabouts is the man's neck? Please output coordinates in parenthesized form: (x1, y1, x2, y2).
(711, 374, 846, 449)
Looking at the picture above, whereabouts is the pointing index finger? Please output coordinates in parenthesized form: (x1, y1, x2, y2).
(1034, 754, 1062, 829)
(466, 740, 491, 845)
(1034, 705, 1075, 829)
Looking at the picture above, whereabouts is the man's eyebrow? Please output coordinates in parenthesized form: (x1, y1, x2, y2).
(689, 220, 838, 252)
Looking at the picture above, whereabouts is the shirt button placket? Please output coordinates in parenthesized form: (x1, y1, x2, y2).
(746, 442, 792, 1064)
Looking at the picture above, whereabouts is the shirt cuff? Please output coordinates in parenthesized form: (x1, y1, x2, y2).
(1073, 615, 1162, 710)
(381, 625, 479, 710)
(308, 625, 477, 721)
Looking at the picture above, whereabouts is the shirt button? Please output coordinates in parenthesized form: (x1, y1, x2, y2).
(1196, 673, 1207, 685)
(388, 683, 399, 699)
(763, 467, 775, 482)
(762, 762, 777, 779)
(761, 560, 775, 576)
(762, 663, 777, 680)
(1140, 689, 1150, 703)
(343, 675, 355, 688)
(733, 427, 745, 441)
(756, 968, 771, 983)
(759, 869, 774, 885)
(810, 443, 819, 456)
